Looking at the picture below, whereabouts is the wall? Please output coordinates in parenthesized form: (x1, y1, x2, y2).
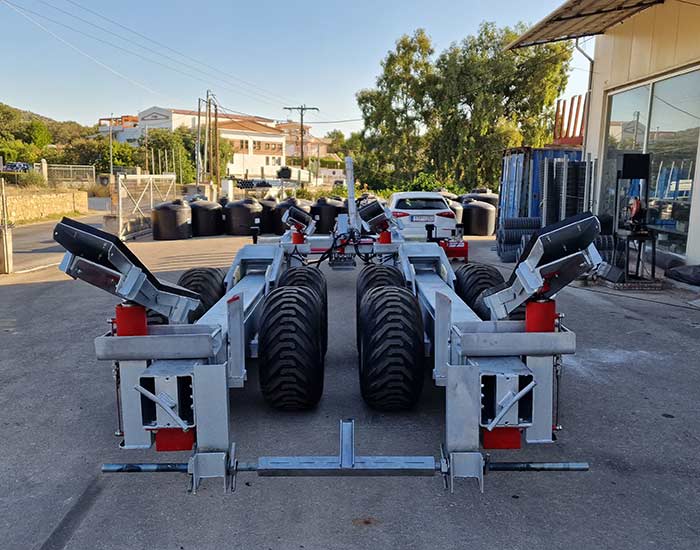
(5, 191, 88, 224)
(585, 0, 700, 263)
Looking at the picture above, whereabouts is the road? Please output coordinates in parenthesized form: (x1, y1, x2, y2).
(1, 236, 700, 549)
(8, 214, 105, 272)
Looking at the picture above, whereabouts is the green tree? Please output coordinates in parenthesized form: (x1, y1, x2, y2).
(428, 22, 571, 188)
(63, 137, 134, 172)
(25, 120, 52, 148)
(356, 29, 435, 187)
(325, 129, 346, 154)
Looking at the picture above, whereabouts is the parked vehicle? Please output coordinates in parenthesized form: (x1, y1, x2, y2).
(388, 191, 456, 239)
(2, 162, 31, 172)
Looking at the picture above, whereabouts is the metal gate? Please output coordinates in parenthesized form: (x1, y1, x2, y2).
(114, 174, 180, 239)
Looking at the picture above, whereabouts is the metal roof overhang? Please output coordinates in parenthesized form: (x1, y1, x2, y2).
(506, 0, 665, 49)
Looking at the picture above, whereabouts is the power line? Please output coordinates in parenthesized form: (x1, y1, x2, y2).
(62, 0, 300, 107)
(307, 118, 364, 124)
(0, 0, 162, 96)
(38, 0, 286, 106)
(9, 0, 286, 110)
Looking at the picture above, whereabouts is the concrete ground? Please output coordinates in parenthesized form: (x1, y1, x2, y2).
(8, 214, 104, 272)
(1, 233, 700, 550)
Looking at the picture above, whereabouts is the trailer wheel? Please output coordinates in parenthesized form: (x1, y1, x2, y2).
(355, 264, 405, 349)
(454, 263, 505, 313)
(258, 286, 324, 410)
(176, 267, 227, 323)
(358, 286, 424, 411)
(278, 266, 328, 354)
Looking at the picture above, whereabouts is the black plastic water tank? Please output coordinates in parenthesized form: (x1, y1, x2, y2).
(190, 200, 223, 237)
(311, 197, 344, 234)
(463, 200, 496, 236)
(272, 198, 312, 235)
(224, 198, 263, 235)
(461, 191, 499, 209)
(258, 196, 279, 234)
(152, 199, 192, 240)
(447, 199, 463, 224)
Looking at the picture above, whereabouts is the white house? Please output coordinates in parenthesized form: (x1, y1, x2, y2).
(218, 119, 286, 179)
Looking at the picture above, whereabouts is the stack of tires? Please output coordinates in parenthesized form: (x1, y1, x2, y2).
(257, 266, 328, 410)
(594, 234, 625, 268)
(497, 217, 541, 262)
(453, 263, 505, 321)
(355, 264, 424, 412)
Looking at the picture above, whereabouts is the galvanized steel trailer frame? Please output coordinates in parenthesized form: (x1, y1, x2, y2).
(55, 162, 601, 493)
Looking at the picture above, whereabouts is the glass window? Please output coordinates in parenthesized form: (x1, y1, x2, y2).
(600, 84, 651, 217)
(646, 70, 700, 255)
(394, 197, 448, 210)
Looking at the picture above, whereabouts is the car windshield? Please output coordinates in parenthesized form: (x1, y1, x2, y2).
(395, 198, 447, 210)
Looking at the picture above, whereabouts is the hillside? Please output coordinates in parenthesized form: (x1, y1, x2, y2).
(0, 102, 94, 146)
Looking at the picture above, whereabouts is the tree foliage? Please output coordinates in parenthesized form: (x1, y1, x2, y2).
(354, 23, 572, 191)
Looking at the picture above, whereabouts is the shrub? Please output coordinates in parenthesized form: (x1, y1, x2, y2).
(0, 171, 47, 187)
(87, 183, 111, 197)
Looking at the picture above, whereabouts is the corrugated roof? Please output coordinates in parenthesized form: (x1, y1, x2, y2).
(218, 119, 284, 135)
(507, 0, 664, 49)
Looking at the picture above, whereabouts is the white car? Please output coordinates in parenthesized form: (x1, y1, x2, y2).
(388, 192, 456, 239)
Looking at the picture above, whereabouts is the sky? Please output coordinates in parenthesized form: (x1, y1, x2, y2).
(0, 0, 594, 136)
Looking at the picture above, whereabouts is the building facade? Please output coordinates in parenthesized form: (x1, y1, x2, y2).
(219, 119, 286, 179)
(276, 121, 331, 159)
(512, 0, 700, 265)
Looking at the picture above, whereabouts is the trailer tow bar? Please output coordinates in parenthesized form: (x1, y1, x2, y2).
(101, 420, 589, 490)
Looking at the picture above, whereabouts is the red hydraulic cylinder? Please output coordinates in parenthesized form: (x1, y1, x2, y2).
(115, 303, 148, 336)
(378, 230, 392, 244)
(291, 229, 305, 245)
(525, 299, 557, 333)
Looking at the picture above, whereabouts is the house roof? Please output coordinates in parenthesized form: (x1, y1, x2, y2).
(507, 0, 664, 49)
(218, 119, 285, 135)
(170, 108, 273, 123)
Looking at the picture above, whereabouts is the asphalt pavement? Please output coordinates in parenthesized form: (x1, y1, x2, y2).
(8, 214, 105, 272)
(1, 236, 700, 549)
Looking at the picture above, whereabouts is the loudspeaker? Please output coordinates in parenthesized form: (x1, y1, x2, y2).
(621, 153, 650, 180)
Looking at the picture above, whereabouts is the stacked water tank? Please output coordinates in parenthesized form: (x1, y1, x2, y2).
(224, 198, 263, 236)
(190, 199, 223, 237)
(311, 197, 345, 234)
(258, 196, 279, 234)
(152, 199, 192, 240)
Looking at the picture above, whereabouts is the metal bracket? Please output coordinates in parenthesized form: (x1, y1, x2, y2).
(133, 384, 189, 431)
(449, 452, 484, 493)
(188, 444, 235, 494)
(257, 419, 436, 476)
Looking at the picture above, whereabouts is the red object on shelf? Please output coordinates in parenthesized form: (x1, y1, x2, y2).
(115, 303, 148, 336)
(525, 299, 557, 333)
(482, 427, 522, 449)
(378, 230, 392, 244)
(438, 239, 468, 260)
(291, 230, 305, 244)
(155, 428, 195, 452)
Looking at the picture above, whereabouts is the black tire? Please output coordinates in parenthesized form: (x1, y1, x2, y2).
(358, 286, 424, 411)
(355, 264, 405, 349)
(454, 263, 505, 312)
(258, 286, 324, 410)
(176, 267, 227, 323)
(278, 266, 328, 354)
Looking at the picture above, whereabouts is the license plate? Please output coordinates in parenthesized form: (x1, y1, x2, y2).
(412, 215, 434, 222)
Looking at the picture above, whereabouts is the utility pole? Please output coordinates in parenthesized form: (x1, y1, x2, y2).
(204, 90, 211, 182)
(214, 103, 220, 187)
(284, 104, 319, 177)
(196, 98, 202, 183)
(109, 112, 114, 177)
